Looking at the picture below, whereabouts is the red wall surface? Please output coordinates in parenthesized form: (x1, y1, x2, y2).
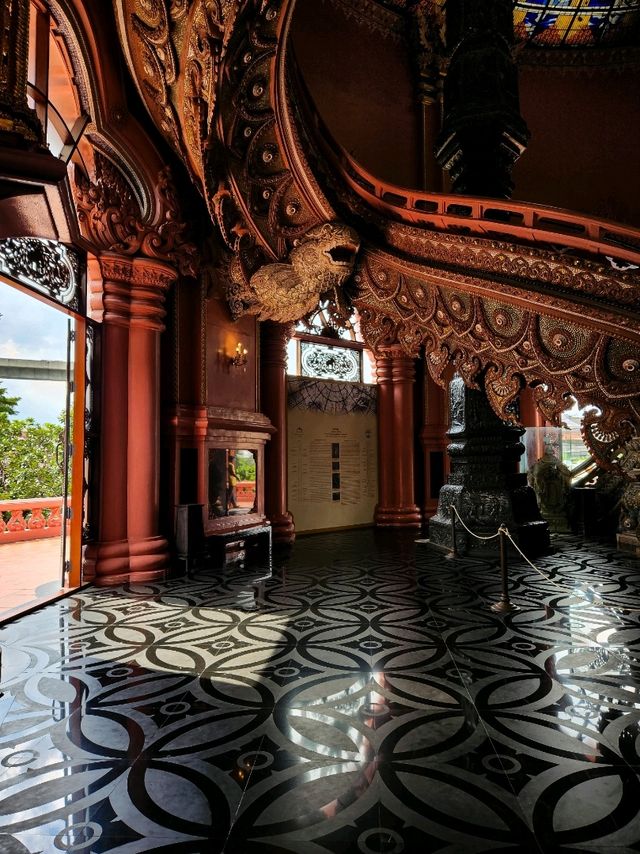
(205, 298, 257, 412)
(514, 64, 640, 227)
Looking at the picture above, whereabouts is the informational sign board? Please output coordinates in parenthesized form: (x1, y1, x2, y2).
(288, 407, 377, 532)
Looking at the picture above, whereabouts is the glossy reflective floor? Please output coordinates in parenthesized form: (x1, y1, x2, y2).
(0, 539, 63, 622)
(1, 531, 640, 853)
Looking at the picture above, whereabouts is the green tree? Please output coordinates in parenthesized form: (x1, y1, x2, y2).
(0, 416, 64, 499)
(235, 455, 256, 482)
(0, 382, 19, 418)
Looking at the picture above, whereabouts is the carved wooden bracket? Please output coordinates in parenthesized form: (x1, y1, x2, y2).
(228, 221, 360, 323)
(74, 153, 198, 276)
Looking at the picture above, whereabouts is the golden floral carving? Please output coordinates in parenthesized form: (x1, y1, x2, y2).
(129, 0, 184, 152)
(116, 0, 240, 171)
(180, 0, 231, 179)
(204, 0, 327, 310)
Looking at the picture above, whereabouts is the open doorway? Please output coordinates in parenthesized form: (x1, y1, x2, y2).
(0, 283, 85, 620)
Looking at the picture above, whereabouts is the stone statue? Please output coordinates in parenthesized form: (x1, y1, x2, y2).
(528, 446, 572, 533)
(618, 437, 640, 556)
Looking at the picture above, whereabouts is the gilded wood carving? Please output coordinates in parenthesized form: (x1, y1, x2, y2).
(229, 222, 359, 322)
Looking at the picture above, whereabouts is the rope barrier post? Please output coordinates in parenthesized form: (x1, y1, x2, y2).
(449, 505, 458, 559)
(491, 527, 518, 614)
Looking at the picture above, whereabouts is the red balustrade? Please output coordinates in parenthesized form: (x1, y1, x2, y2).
(236, 481, 256, 508)
(0, 498, 65, 544)
(295, 69, 640, 268)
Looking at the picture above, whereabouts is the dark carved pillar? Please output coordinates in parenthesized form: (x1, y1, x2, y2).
(407, 0, 445, 192)
(429, 373, 549, 555)
(375, 347, 422, 528)
(0, 0, 42, 147)
(260, 321, 295, 544)
(435, 0, 529, 198)
(429, 1, 540, 550)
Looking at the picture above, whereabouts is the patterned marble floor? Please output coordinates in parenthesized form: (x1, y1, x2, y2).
(1, 530, 640, 853)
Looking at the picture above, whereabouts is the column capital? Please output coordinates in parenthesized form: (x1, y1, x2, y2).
(375, 347, 417, 383)
(94, 253, 175, 331)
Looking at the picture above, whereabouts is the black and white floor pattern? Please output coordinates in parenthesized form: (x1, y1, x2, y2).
(1, 530, 640, 852)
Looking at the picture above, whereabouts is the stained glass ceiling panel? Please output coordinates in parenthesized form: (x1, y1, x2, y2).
(374, 0, 640, 47)
(514, 0, 640, 46)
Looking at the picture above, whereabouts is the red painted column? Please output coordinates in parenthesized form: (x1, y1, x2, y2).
(85, 253, 175, 585)
(84, 259, 130, 584)
(375, 347, 422, 528)
(124, 256, 174, 581)
(260, 321, 295, 543)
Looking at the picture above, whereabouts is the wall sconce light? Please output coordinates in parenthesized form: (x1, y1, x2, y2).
(230, 341, 248, 368)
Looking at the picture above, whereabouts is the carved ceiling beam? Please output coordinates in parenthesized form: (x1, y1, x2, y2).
(114, 0, 238, 183)
(353, 251, 640, 470)
(203, 0, 363, 324)
(115, 0, 348, 323)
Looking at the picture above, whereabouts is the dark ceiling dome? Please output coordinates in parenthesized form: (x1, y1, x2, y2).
(514, 0, 640, 47)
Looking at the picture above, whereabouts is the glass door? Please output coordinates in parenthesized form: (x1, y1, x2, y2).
(59, 320, 73, 588)
(0, 284, 85, 618)
(59, 316, 86, 590)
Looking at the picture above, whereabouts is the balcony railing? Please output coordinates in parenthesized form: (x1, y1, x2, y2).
(0, 497, 64, 543)
(236, 481, 256, 506)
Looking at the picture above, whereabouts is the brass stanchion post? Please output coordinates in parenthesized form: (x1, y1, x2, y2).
(449, 504, 458, 558)
(491, 527, 517, 613)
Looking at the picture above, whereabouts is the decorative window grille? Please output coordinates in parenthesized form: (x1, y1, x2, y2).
(300, 341, 362, 383)
(0, 238, 84, 313)
(287, 306, 374, 382)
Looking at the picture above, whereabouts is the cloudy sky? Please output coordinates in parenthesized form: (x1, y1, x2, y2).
(0, 284, 70, 423)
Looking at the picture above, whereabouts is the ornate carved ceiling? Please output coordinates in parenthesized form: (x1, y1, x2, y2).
(114, 0, 238, 183)
(114, 0, 640, 469)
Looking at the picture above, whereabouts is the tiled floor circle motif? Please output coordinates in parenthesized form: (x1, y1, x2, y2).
(1, 530, 640, 852)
